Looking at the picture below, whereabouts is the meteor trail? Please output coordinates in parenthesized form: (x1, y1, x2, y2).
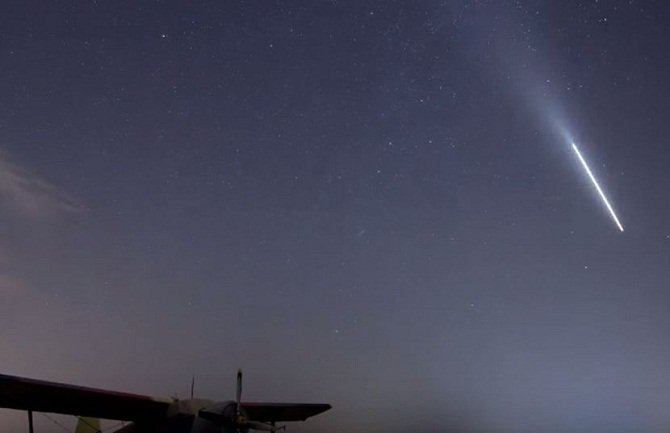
(571, 143, 624, 232)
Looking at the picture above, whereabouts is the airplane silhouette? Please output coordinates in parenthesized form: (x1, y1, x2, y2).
(0, 370, 331, 433)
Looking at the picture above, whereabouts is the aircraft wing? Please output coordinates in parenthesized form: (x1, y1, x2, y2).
(241, 402, 331, 422)
(0, 373, 171, 421)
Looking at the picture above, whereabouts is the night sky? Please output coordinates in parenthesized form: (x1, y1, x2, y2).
(2, 1, 670, 432)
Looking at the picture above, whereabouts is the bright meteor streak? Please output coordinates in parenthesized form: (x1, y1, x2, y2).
(571, 143, 624, 232)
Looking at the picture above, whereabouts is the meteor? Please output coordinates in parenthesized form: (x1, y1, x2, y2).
(571, 143, 624, 232)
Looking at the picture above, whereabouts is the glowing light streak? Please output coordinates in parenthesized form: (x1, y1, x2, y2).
(571, 143, 624, 232)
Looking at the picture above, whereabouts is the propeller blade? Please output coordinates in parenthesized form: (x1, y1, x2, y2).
(236, 369, 243, 417)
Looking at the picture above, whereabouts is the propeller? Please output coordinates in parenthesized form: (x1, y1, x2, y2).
(235, 369, 244, 433)
(235, 370, 284, 432)
(200, 370, 285, 433)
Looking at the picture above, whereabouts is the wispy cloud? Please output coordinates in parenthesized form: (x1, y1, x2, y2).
(0, 154, 80, 219)
(0, 153, 82, 305)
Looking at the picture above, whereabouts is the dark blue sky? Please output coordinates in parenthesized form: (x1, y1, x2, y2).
(1, 1, 670, 432)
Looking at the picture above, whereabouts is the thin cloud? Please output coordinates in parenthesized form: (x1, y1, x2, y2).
(0, 155, 81, 219)
(0, 154, 82, 303)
